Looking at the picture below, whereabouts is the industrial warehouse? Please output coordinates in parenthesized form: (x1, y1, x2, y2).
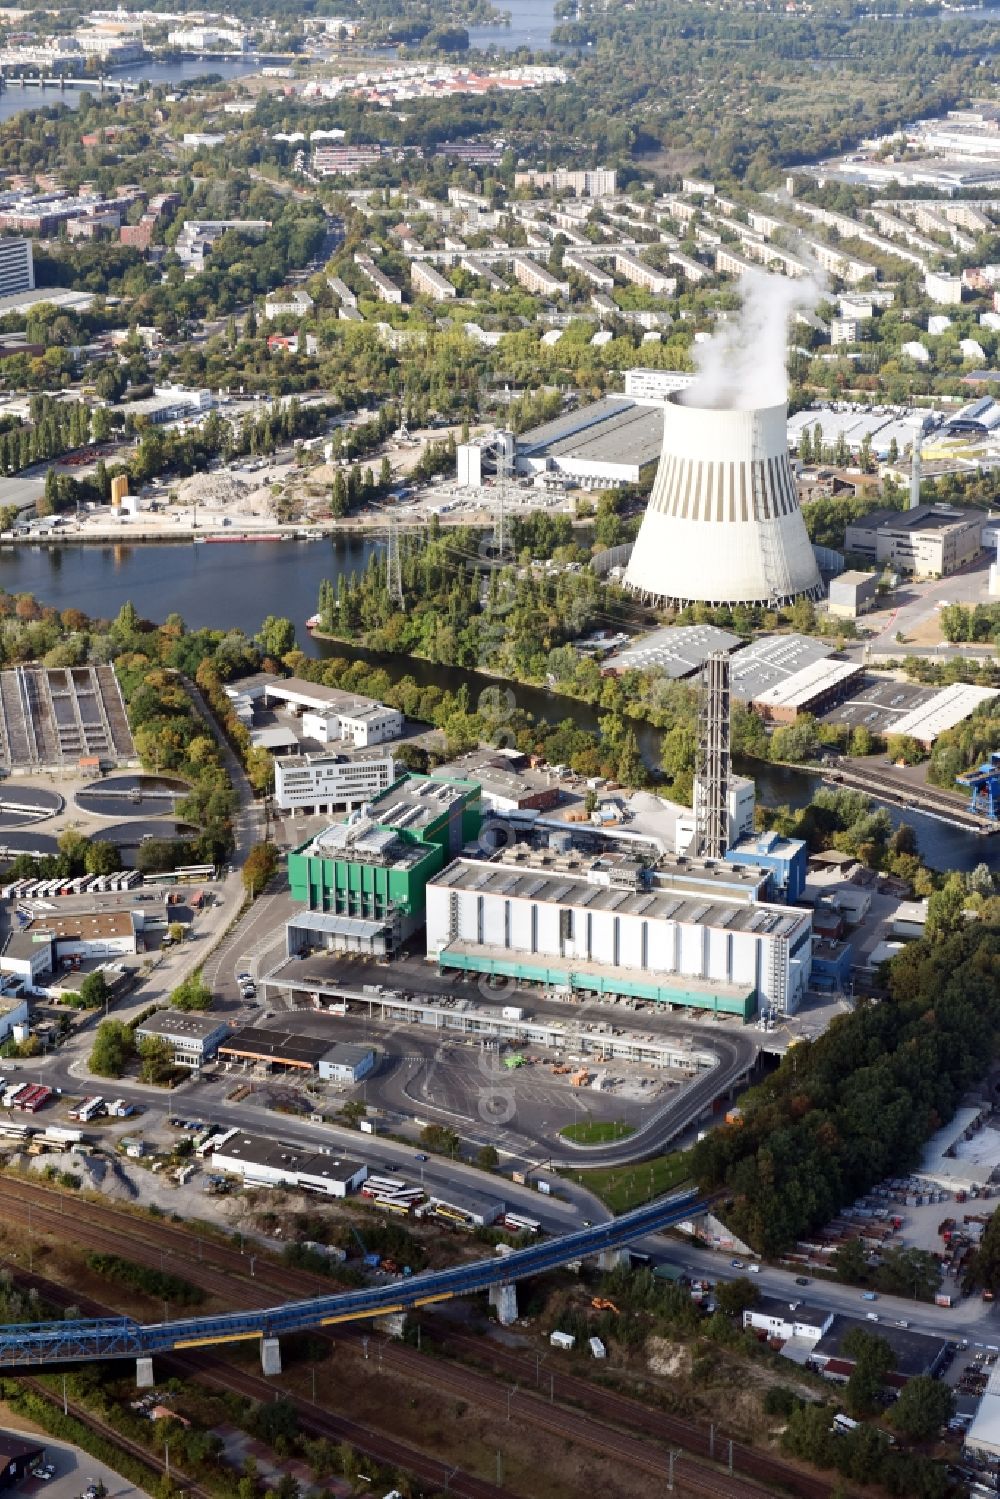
(424, 846, 812, 1020)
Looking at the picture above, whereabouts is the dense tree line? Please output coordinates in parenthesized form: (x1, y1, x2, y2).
(691, 922, 1000, 1254)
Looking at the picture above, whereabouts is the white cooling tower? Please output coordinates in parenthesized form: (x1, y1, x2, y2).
(625, 394, 822, 608)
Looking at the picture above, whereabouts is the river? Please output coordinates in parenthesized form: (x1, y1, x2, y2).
(0, 538, 992, 873)
(0, 58, 256, 125)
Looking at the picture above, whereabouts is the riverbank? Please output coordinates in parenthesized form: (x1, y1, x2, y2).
(0, 541, 991, 872)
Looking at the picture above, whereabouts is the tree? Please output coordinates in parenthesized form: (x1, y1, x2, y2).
(257, 615, 295, 660)
(79, 970, 110, 1010)
(843, 1329, 895, 1416)
(715, 1276, 759, 1318)
(891, 1374, 953, 1441)
(139, 1035, 174, 1085)
(89, 1020, 133, 1078)
(339, 1099, 367, 1127)
(476, 1144, 499, 1171)
(243, 842, 278, 898)
(169, 972, 212, 1012)
(925, 878, 967, 943)
(420, 1123, 460, 1156)
(85, 839, 121, 876)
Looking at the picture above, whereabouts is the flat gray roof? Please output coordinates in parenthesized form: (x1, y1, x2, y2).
(545, 402, 664, 468)
(605, 624, 741, 678)
(433, 857, 806, 937)
(519, 396, 664, 467)
(135, 1010, 229, 1041)
(213, 1132, 366, 1184)
(728, 634, 835, 700)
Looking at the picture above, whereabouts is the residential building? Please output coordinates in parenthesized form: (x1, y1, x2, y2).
(513, 168, 616, 197)
(411, 261, 457, 300)
(622, 368, 697, 402)
(327, 274, 356, 307)
(314, 145, 384, 176)
(354, 253, 403, 304)
(133, 1011, 232, 1069)
(830, 317, 861, 346)
(925, 269, 964, 304)
(264, 288, 315, 320)
(274, 751, 396, 815)
(0, 237, 33, 298)
(614, 252, 675, 295)
(511, 255, 569, 298)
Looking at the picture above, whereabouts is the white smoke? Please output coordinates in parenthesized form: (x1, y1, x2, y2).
(682, 267, 823, 411)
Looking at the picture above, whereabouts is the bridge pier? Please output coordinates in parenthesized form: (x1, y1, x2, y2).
(488, 1282, 518, 1326)
(598, 1247, 630, 1272)
(136, 1357, 155, 1388)
(261, 1337, 282, 1376)
(374, 1312, 406, 1339)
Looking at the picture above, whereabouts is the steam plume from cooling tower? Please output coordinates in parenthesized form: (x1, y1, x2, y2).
(682, 267, 823, 411)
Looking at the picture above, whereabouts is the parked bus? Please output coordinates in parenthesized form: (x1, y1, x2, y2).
(503, 1213, 541, 1236)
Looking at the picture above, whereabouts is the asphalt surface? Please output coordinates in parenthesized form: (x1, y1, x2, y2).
(259, 948, 759, 1167)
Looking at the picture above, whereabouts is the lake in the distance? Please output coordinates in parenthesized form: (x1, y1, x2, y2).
(468, 0, 559, 51)
(0, 58, 256, 125)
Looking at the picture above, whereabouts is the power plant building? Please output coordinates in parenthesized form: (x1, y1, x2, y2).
(844, 504, 981, 578)
(425, 849, 812, 1019)
(625, 394, 823, 608)
(286, 773, 481, 956)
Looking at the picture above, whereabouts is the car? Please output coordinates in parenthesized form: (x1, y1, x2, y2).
(237, 972, 251, 981)
(415, 1153, 428, 1162)
(730, 1259, 745, 1269)
(795, 1276, 810, 1285)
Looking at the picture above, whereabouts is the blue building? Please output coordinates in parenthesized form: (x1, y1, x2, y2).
(724, 831, 808, 904)
(810, 939, 852, 993)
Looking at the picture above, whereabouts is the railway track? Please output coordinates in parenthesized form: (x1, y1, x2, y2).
(0, 1181, 842, 1498)
(411, 1327, 836, 1499)
(21, 1377, 214, 1499)
(4, 1268, 513, 1499)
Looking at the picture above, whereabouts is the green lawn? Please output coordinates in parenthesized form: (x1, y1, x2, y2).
(558, 1119, 636, 1145)
(558, 1150, 692, 1214)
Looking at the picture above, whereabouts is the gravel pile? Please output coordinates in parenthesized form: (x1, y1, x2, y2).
(175, 472, 278, 517)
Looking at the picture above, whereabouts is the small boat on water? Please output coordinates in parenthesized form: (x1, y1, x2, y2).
(305, 613, 321, 630)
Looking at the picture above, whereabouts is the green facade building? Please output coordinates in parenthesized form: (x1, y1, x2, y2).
(286, 774, 481, 954)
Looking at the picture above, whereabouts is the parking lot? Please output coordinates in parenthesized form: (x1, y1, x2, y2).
(11, 1434, 152, 1499)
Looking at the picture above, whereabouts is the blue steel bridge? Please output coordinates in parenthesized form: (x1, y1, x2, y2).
(0, 1189, 709, 1369)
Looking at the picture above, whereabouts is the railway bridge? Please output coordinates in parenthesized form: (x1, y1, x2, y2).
(0, 1189, 709, 1381)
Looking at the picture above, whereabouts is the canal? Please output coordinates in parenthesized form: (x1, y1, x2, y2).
(0, 537, 992, 872)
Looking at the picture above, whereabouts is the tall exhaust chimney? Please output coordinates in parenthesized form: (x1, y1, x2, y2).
(909, 428, 923, 511)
